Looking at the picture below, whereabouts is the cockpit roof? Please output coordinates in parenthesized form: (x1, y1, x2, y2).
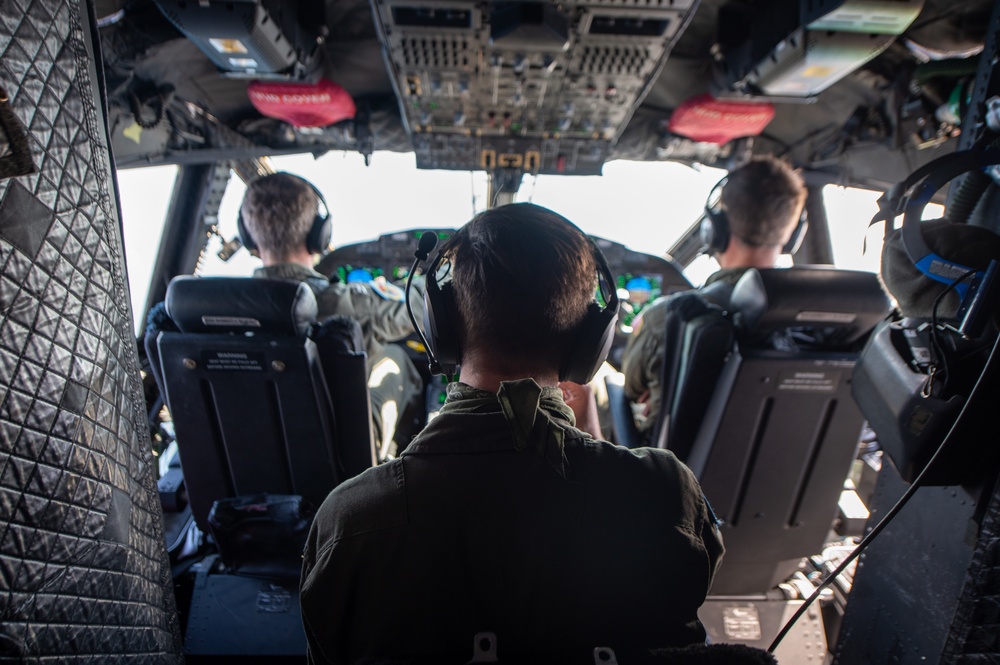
(97, 0, 995, 190)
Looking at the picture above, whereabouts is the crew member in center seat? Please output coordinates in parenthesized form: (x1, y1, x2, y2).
(239, 172, 422, 458)
(300, 203, 724, 664)
(622, 155, 807, 442)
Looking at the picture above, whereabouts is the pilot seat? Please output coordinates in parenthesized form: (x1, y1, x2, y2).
(610, 267, 890, 655)
(144, 276, 374, 659)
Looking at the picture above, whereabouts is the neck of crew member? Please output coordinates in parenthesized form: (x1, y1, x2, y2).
(716, 234, 782, 270)
(458, 346, 560, 394)
(259, 245, 315, 269)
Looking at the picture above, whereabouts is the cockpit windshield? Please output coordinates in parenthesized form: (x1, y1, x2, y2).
(117, 152, 942, 335)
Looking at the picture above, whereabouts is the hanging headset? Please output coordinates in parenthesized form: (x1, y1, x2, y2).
(870, 146, 1000, 334)
(418, 227, 620, 383)
(237, 173, 333, 255)
(699, 176, 808, 256)
(770, 146, 1000, 655)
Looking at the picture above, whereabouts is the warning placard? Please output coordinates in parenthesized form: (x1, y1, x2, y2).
(203, 350, 265, 372)
(777, 369, 841, 393)
(722, 604, 762, 641)
(256, 586, 292, 613)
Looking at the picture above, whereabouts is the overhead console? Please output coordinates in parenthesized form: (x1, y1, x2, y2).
(719, 0, 924, 99)
(370, 0, 699, 175)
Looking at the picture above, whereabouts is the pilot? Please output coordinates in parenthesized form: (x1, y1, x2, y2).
(622, 155, 807, 441)
(239, 172, 422, 457)
(300, 203, 724, 664)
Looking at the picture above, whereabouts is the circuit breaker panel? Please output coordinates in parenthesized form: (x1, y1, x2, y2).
(371, 0, 698, 175)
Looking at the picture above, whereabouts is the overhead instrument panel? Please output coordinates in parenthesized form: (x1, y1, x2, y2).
(370, 0, 700, 175)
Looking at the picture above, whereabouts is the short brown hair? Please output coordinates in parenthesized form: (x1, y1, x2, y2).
(240, 173, 321, 258)
(446, 203, 597, 367)
(722, 156, 806, 247)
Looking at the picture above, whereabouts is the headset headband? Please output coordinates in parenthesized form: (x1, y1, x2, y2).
(896, 148, 1000, 301)
(422, 224, 619, 383)
(238, 173, 332, 255)
(702, 173, 807, 255)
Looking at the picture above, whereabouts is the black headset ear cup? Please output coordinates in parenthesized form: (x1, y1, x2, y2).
(559, 240, 620, 384)
(701, 205, 730, 255)
(781, 213, 808, 255)
(560, 302, 618, 384)
(237, 174, 332, 255)
(303, 181, 333, 255)
(305, 208, 333, 255)
(237, 206, 257, 252)
(701, 175, 730, 256)
(423, 252, 462, 373)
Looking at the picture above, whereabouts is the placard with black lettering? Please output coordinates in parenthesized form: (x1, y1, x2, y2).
(203, 350, 265, 372)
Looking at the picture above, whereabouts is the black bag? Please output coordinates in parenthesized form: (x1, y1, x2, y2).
(207, 494, 316, 579)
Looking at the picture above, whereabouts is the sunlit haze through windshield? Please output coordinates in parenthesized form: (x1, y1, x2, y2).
(117, 152, 921, 334)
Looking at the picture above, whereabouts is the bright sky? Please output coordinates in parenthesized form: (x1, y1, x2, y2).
(117, 151, 923, 332)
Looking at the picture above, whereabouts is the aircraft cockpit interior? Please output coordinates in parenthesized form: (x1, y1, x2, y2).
(3, 0, 1000, 663)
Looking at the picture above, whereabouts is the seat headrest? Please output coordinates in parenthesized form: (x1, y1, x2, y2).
(165, 276, 319, 336)
(730, 268, 891, 346)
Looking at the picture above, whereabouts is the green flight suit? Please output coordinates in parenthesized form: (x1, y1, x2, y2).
(301, 378, 724, 664)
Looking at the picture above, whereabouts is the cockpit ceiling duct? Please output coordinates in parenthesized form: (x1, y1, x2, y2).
(371, 0, 700, 175)
(723, 0, 924, 99)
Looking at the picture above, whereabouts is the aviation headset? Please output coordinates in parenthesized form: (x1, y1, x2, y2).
(855, 145, 1000, 487)
(237, 173, 333, 255)
(416, 222, 620, 384)
(871, 146, 1000, 332)
(700, 175, 808, 256)
(769, 147, 1000, 655)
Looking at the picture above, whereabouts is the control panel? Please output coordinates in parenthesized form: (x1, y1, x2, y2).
(316, 229, 692, 336)
(370, 0, 699, 174)
(316, 228, 456, 281)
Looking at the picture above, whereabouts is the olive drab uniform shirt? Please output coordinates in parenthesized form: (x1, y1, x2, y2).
(254, 263, 422, 361)
(622, 267, 749, 439)
(300, 378, 724, 665)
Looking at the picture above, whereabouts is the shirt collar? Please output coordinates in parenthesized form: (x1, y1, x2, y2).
(404, 379, 576, 478)
(254, 263, 328, 284)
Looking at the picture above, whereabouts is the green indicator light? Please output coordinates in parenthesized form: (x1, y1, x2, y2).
(438, 392, 447, 405)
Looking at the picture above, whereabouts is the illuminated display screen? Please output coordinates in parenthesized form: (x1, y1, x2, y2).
(336, 264, 416, 283)
(412, 230, 452, 243)
(616, 273, 664, 326)
(336, 265, 384, 284)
